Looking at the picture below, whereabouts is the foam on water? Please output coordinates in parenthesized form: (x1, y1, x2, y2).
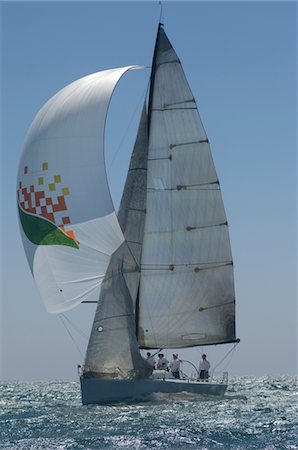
(0, 376, 297, 449)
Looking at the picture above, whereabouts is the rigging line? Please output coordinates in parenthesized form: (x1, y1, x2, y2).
(123, 239, 141, 271)
(95, 267, 140, 285)
(220, 349, 236, 373)
(107, 81, 149, 173)
(152, 348, 163, 358)
(58, 315, 84, 358)
(61, 313, 89, 339)
(180, 359, 199, 377)
(99, 313, 135, 322)
(211, 342, 239, 375)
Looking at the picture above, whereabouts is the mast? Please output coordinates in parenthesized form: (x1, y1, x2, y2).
(147, 22, 163, 137)
(134, 23, 162, 339)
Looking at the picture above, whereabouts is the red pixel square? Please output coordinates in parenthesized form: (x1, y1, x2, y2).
(62, 216, 71, 225)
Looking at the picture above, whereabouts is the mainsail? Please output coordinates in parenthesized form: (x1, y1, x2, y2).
(138, 26, 237, 349)
(17, 67, 139, 314)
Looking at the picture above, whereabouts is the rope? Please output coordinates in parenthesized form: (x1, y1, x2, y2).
(107, 82, 149, 173)
(61, 313, 89, 339)
(58, 315, 84, 359)
(151, 348, 162, 358)
(180, 359, 199, 378)
(211, 342, 239, 375)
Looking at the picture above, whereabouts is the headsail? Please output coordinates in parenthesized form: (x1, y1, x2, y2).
(84, 104, 152, 379)
(138, 26, 237, 348)
(17, 67, 140, 314)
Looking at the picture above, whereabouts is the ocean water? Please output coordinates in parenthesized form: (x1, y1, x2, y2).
(0, 376, 297, 450)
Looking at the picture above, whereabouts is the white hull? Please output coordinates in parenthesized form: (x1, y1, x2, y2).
(80, 376, 227, 405)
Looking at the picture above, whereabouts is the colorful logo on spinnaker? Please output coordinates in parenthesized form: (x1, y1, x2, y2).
(17, 163, 79, 249)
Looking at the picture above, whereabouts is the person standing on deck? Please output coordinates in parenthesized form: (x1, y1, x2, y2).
(198, 354, 210, 381)
(169, 353, 180, 379)
(156, 353, 169, 370)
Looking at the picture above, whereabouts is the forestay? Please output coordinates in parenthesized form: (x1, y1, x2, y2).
(17, 67, 138, 314)
(138, 27, 236, 348)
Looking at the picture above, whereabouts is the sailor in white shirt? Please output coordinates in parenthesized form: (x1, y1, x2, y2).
(156, 353, 169, 370)
(198, 354, 210, 381)
(169, 353, 180, 379)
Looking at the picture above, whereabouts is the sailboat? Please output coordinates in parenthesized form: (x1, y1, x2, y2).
(17, 23, 239, 404)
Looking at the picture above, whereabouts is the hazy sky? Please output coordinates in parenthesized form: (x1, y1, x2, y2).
(1, 1, 297, 381)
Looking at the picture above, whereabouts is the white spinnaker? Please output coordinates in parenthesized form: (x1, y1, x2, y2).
(138, 28, 236, 348)
(17, 67, 140, 314)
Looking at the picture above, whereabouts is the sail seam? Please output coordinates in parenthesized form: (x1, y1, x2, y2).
(122, 207, 146, 213)
(128, 168, 147, 171)
(156, 59, 180, 66)
(78, 245, 114, 258)
(96, 313, 135, 322)
(65, 275, 106, 284)
(97, 268, 141, 283)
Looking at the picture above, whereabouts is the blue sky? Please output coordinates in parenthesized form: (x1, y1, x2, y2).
(1, 1, 297, 380)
